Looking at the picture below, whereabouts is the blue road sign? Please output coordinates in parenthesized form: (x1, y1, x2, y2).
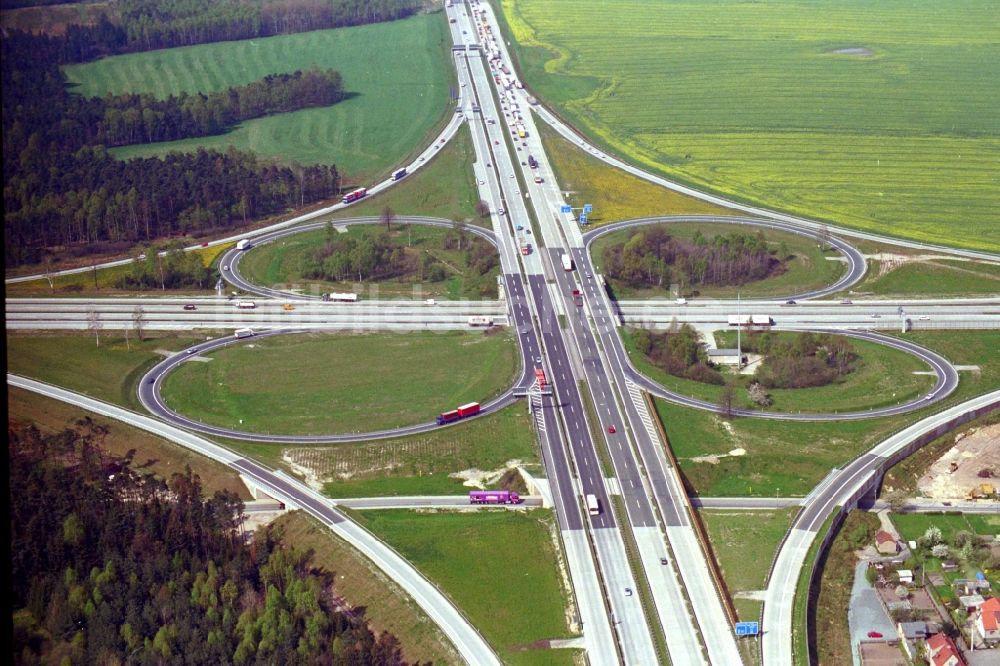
(735, 622, 759, 637)
(583, 203, 593, 213)
(579, 213, 588, 225)
(560, 205, 572, 213)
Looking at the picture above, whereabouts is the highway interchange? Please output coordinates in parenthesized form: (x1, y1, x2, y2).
(6, 1, 1000, 664)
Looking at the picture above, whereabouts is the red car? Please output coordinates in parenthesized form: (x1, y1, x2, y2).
(607, 425, 616, 434)
(867, 631, 883, 639)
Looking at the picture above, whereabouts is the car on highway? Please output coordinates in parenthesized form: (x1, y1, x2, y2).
(919, 315, 930, 320)
(201, 242, 209, 247)
(147, 377, 155, 384)
(516, 225, 523, 230)
(660, 557, 668, 565)
(222, 265, 229, 271)
(871, 313, 881, 318)
(840, 299, 853, 304)
(478, 180, 485, 185)
(186, 349, 196, 355)
(183, 304, 197, 310)
(494, 140, 499, 145)
(867, 631, 883, 639)
(535, 356, 542, 364)
(607, 425, 616, 434)
(785, 299, 796, 305)
(497, 208, 505, 215)
(585, 271, 592, 279)
(624, 588, 633, 597)
(510, 173, 515, 178)
(924, 393, 935, 401)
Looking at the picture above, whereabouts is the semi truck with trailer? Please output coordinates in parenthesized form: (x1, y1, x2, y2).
(468, 315, 493, 327)
(727, 314, 772, 326)
(236, 239, 251, 251)
(586, 493, 600, 515)
(561, 254, 573, 271)
(436, 402, 481, 425)
(469, 490, 522, 504)
(342, 187, 368, 204)
(234, 328, 254, 339)
(236, 301, 257, 309)
(392, 168, 407, 181)
(323, 292, 359, 303)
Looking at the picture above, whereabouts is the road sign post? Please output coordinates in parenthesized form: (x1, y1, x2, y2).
(735, 621, 759, 637)
(583, 204, 593, 214)
(560, 205, 572, 213)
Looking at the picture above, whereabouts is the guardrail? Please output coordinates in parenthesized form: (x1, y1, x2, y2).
(643, 390, 739, 628)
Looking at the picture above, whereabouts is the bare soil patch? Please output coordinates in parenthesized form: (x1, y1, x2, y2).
(832, 47, 875, 57)
(917, 423, 1000, 499)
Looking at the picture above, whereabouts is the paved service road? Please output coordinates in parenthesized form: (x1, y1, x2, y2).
(8, 373, 502, 666)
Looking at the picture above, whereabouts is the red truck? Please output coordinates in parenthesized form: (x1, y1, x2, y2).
(469, 490, 522, 504)
(436, 402, 481, 425)
(342, 187, 367, 204)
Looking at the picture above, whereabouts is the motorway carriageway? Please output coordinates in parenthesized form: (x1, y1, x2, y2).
(5, 297, 508, 332)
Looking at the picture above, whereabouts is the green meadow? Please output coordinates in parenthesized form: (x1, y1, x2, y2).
(500, 0, 1000, 251)
(66, 14, 453, 181)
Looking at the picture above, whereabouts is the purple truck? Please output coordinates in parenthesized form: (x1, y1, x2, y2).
(469, 490, 522, 505)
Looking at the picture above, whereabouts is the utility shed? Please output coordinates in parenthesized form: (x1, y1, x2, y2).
(707, 349, 743, 366)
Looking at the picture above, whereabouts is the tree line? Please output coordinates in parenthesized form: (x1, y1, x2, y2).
(633, 324, 724, 385)
(603, 228, 783, 292)
(10, 420, 424, 665)
(115, 241, 214, 290)
(2, 33, 341, 266)
(98, 68, 344, 147)
(742, 332, 858, 389)
(303, 223, 498, 288)
(5, 0, 423, 65)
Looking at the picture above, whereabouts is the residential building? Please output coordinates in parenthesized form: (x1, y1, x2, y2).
(925, 632, 965, 666)
(975, 596, 1000, 645)
(876, 530, 900, 555)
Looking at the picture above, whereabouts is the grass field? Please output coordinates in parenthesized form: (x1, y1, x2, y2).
(656, 398, 911, 497)
(537, 122, 733, 225)
(160, 331, 519, 435)
(891, 512, 1000, 545)
(625, 328, 935, 413)
(8, 386, 250, 499)
(654, 329, 1000, 496)
(700, 508, 799, 594)
(239, 222, 498, 300)
(849, 258, 1000, 298)
(66, 14, 453, 181)
(591, 222, 845, 299)
(272, 511, 459, 665)
(500, 0, 1000, 251)
(278, 404, 540, 498)
(326, 123, 484, 225)
(6, 331, 202, 410)
(355, 510, 577, 666)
